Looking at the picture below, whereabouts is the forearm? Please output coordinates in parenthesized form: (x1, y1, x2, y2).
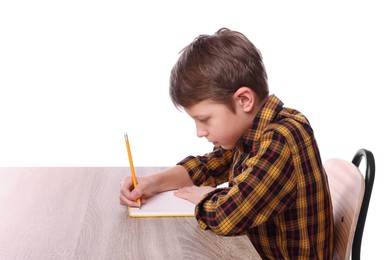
(149, 165, 194, 194)
(178, 147, 233, 186)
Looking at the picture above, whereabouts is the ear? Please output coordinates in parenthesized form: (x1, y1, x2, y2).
(233, 87, 256, 112)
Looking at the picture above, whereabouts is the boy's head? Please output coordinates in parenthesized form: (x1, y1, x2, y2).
(169, 28, 268, 111)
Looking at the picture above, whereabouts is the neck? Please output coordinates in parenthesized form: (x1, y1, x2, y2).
(252, 95, 268, 116)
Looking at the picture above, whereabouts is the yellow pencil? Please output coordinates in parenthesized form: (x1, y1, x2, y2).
(124, 133, 141, 208)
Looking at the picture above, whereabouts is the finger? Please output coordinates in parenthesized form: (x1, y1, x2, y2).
(177, 185, 196, 193)
(121, 176, 134, 189)
(120, 193, 141, 208)
(129, 186, 143, 201)
(119, 192, 133, 206)
(120, 185, 133, 203)
(120, 176, 138, 206)
(174, 189, 189, 199)
(122, 186, 143, 204)
(120, 176, 134, 198)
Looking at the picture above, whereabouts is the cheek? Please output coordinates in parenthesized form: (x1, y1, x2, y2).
(209, 113, 238, 140)
(214, 119, 234, 138)
(221, 117, 243, 141)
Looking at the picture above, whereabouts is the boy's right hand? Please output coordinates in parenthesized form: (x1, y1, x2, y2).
(119, 175, 154, 208)
(119, 165, 194, 208)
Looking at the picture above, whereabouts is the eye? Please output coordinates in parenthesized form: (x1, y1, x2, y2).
(198, 117, 209, 123)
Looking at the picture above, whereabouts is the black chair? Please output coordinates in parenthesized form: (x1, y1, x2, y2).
(324, 148, 375, 260)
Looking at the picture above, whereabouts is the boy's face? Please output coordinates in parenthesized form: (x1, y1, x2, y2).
(184, 100, 250, 150)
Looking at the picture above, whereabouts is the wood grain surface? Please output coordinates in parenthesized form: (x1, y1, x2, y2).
(0, 167, 260, 259)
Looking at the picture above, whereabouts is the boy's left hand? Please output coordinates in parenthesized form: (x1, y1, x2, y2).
(174, 186, 215, 204)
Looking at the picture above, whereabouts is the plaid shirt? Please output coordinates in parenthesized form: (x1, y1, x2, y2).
(178, 95, 334, 259)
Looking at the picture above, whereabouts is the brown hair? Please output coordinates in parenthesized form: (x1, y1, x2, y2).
(169, 28, 268, 111)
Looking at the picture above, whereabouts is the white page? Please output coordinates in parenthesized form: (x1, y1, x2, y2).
(128, 190, 195, 217)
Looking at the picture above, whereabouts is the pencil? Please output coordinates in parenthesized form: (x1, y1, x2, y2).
(124, 133, 141, 208)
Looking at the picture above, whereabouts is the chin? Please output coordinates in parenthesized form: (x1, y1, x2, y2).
(221, 144, 234, 150)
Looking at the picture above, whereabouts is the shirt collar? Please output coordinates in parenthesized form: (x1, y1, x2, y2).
(237, 94, 284, 152)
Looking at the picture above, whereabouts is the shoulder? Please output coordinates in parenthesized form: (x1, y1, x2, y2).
(262, 108, 316, 154)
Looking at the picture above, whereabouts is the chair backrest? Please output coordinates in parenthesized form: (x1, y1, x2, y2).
(324, 157, 365, 260)
(324, 149, 375, 260)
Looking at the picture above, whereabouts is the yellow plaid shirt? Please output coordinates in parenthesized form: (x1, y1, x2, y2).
(178, 95, 334, 259)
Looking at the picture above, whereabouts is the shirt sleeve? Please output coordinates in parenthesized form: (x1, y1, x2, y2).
(177, 146, 233, 187)
(194, 131, 297, 236)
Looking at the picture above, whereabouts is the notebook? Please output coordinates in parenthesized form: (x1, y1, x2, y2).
(128, 190, 195, 217)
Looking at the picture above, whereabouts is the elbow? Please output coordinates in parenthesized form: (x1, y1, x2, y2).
(212, 227, 233, 236)
(206, 220, 241, 236)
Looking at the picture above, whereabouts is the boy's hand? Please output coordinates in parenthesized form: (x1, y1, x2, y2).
(119, 166, 195, 208)
(119, 176, 154, 207)
(174, 185, 215, 204)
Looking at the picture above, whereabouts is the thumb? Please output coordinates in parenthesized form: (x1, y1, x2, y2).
(130, 186, 142, 201)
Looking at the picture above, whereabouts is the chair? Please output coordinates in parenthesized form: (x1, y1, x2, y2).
(323, 149, 375, 260)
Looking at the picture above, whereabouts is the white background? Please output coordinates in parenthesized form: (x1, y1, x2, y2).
(0, 1, 388, 258)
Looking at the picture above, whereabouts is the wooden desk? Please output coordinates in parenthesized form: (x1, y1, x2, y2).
(0, 167, 260, 259)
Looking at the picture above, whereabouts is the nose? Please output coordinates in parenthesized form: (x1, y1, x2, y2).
(196, 126, 208, 138)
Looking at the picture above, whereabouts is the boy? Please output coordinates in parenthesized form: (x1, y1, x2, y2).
(120, 28, 334, 259)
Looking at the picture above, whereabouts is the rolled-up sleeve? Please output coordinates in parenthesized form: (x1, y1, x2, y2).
(177, 146, 233, 187)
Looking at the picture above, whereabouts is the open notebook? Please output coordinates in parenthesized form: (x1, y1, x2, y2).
(128, 190, 195, 218)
